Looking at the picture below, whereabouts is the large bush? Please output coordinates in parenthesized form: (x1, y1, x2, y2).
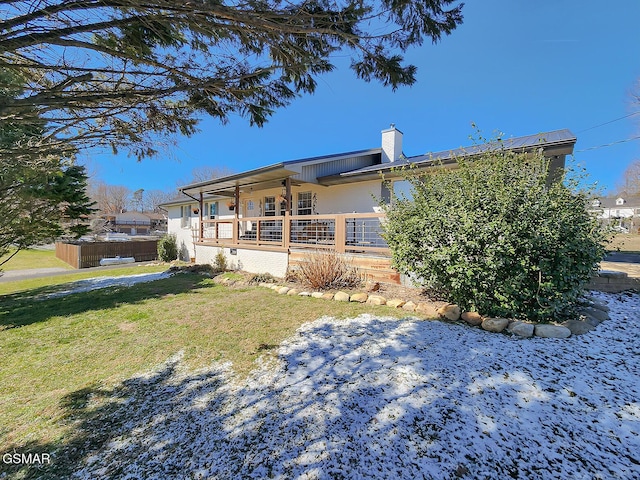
(157, 234, 178, 262)
(381, 148, 607, 321)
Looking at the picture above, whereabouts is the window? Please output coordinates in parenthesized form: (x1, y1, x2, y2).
(297, 191, 312, 215)
(205, 202, 218, 219)
(180, 205, 190, 228)
(264, 196, 276, 216)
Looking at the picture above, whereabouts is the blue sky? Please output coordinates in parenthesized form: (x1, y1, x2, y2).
(83, 1, 640, 196)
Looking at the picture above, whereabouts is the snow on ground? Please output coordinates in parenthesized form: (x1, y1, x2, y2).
(44, 271, 172, 298)
(72, 291, 640, 480)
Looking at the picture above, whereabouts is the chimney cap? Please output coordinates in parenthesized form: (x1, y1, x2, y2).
(382, 124, 402, 134)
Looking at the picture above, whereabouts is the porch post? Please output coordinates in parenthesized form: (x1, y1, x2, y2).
(199, 192, 204, 242)
(232, 185, 239, 244)
(285, 177, 292, 214)
(284, 177, 292, 248)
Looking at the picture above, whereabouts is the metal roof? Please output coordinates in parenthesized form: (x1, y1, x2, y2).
(318, 129, 577, 185)
(176, 129, 576, 195)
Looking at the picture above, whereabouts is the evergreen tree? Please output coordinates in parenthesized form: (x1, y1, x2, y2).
(0, 69, 95, 268)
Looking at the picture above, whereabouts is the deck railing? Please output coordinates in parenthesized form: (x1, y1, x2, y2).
(199, 213, 388, 254)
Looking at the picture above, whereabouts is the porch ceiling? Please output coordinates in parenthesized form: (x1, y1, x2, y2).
(180, 166, 303, 197)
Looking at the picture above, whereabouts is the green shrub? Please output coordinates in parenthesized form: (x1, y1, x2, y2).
(213, 250, 228, 272)
(157, 234, 178, 262)
(249, 272, 277, 284)
(381, 147, 607, 321)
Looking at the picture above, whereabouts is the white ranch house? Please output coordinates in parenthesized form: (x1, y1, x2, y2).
(590, 195, 640, 233)
(163, 126, 576, 283)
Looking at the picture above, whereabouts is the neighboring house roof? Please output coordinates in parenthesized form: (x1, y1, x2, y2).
(177, 129, 576, 197)
(114, 211, 152, 224)
(593, 196, 640, 209)
(145, 212, 168, 221)
(319, 129, 577, 185)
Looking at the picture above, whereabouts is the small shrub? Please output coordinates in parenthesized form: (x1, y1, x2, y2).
(298, 250, 361, 290)
(249, 272, 278, 284)
(382, 145, 607, 321)
(213, 250, 228, 272)
(157, 234, 178, 262)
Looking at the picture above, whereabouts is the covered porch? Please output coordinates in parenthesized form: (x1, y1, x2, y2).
(178, 151, 393, 257)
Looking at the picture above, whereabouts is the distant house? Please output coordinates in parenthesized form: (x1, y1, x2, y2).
(590, 194, 640, 233)
(163, 126, 576, 282)
(103, 211, 167, 235)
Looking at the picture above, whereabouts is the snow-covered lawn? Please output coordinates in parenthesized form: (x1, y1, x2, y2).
(73, 291, 639, 480)
(44, 271, 172, 298)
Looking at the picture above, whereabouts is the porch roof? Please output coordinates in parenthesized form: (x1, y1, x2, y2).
(179, 148, 382, 197)
(317, 129, 577, 185)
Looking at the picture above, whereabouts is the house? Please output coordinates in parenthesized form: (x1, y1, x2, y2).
(164, 126, 577, 283)
(590, 194, 640, 233)
(102, 211, 167, 235)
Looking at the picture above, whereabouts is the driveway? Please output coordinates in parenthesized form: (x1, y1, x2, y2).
(0, 262, 161, 283)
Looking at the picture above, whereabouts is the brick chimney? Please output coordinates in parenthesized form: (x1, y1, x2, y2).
(381, 124, 403, 163)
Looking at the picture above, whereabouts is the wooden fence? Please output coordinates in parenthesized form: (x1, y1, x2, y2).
(55, 240, 158, 269)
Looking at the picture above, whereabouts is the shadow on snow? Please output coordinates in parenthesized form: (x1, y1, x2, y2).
(3, 308, 640, 479)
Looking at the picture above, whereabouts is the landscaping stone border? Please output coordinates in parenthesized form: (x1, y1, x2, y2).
(250, 281, 611, 340)
(204, 270, 612, 340)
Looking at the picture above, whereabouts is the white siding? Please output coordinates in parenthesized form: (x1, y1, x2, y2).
(166, 204, 198, 260)
(195, 245, 288, 277)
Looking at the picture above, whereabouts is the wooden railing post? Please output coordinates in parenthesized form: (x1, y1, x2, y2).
(335, 214, 346, 253)
(283, 212, 290, 249)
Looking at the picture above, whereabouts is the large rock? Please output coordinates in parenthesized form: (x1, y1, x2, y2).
(277, 287, 290, 295)
(481, 317, 509, 333)
(590, 301, 610, 313)
(438, 304, 461, 321)
(461, 312, 483, 326)
(386, 298, 406, 308)
(534, 324, 571, 338)
(402, 301, 417, 312)
(350, 293, 368, 303)
(311, 292, 325, 299)
(562, 320, 595, 335)
(366, 295, 387, 306)
(322, 292, 335, 300)
(416, 303, 439, 318)
(579, 307, 609, 323)
(334, 291, 350, 302)
(287, 289, 299, 296)
(507, 321, 534, 338)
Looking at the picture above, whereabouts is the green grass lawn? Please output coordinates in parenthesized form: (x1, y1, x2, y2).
(0, 248, 73, 271)
(0, 272, 405, 478)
